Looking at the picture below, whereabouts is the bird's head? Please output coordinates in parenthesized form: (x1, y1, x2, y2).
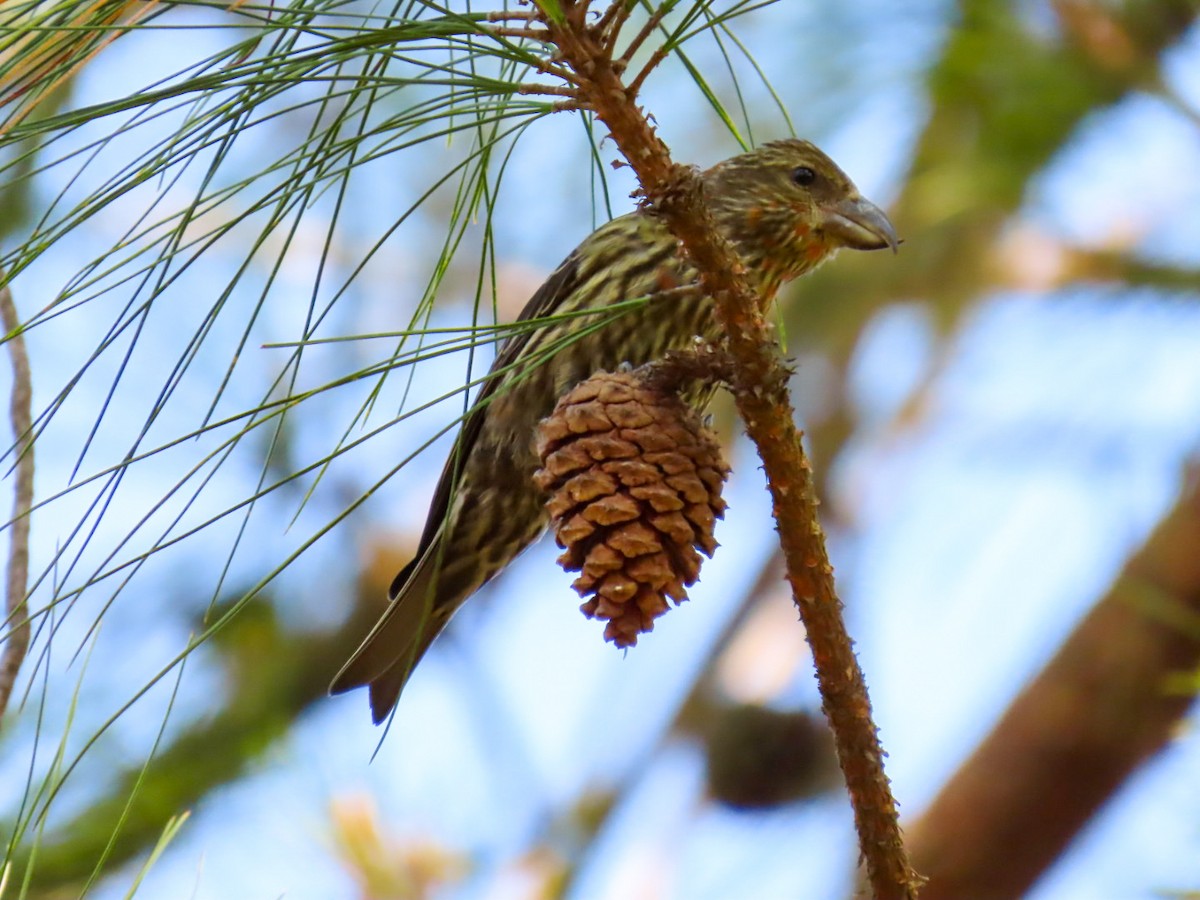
(704, 139, 898, 294)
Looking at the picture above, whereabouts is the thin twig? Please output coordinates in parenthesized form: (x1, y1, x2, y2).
(519, 50, 585, 86)
(482, 22, 582, 85)
(626, 44, 669, 99)
(639, 343, 735, 395)
(489, 26, 555, 42)
(596, 0, 635, 52)
(617, 0, 670, 64)
(517, 82, 578, 98)
(486, 9, 541, 22)
(532, 5, 920, 897)
(0, 271, 33, 718)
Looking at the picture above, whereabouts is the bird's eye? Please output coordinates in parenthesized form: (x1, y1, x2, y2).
(791, 166, 816, 187)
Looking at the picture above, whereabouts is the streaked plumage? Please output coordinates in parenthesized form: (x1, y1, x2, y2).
(331, 140, 898, 723)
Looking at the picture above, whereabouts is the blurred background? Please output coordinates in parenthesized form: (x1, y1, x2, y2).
(1, 1, 1199, 897)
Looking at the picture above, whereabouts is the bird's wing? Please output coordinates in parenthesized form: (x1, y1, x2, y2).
(398, 249, 584, 585)
(328, 251, 586, 714)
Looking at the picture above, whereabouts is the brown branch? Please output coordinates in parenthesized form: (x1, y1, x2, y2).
(533, 3, 918, 897)
(626, 44, 669, 99)
(482, 25, 583, 85)
(907, 469, 1200, 899)
(531, 57, 584, 86)
(0, 270, 33, 718)
(488, 26, 555, 42)
(595, 0, 634, 52)
(639, 343, 735, 395)
(486, 9, 541, 23)
(516, 82, 579, 98)
(617, 0, 669, 65)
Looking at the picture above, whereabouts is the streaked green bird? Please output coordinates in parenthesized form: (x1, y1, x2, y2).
(331, 139, 898, 723)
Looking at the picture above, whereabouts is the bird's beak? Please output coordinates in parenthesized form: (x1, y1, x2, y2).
(820, 195, 899, 253)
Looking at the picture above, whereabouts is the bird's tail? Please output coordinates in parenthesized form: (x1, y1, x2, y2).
(330, 541, 451, 723)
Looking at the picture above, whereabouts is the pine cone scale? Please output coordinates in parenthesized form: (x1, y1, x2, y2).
(535, 369, 730, 648)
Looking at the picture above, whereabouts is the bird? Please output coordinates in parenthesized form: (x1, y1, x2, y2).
(331, 139, 898, 723)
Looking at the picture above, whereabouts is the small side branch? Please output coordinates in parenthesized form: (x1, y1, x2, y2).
(489, 26, 555, 42)
(0, 271, 33, 718)
(596, 0, 635, 53)
(626, 44, 669, 99)
(639, 343, 736, 396)
(486, 9, 541, 23)
(617, 0, 670, 66)
(516, 82, 579, 98)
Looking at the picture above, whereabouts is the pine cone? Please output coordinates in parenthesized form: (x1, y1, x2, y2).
(534, 370, 730, 647)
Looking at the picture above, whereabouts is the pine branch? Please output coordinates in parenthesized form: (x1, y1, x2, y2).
(0, 270, 33, 718)
(908, 470, 1200, 899)
(529, 2, 919, 896)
